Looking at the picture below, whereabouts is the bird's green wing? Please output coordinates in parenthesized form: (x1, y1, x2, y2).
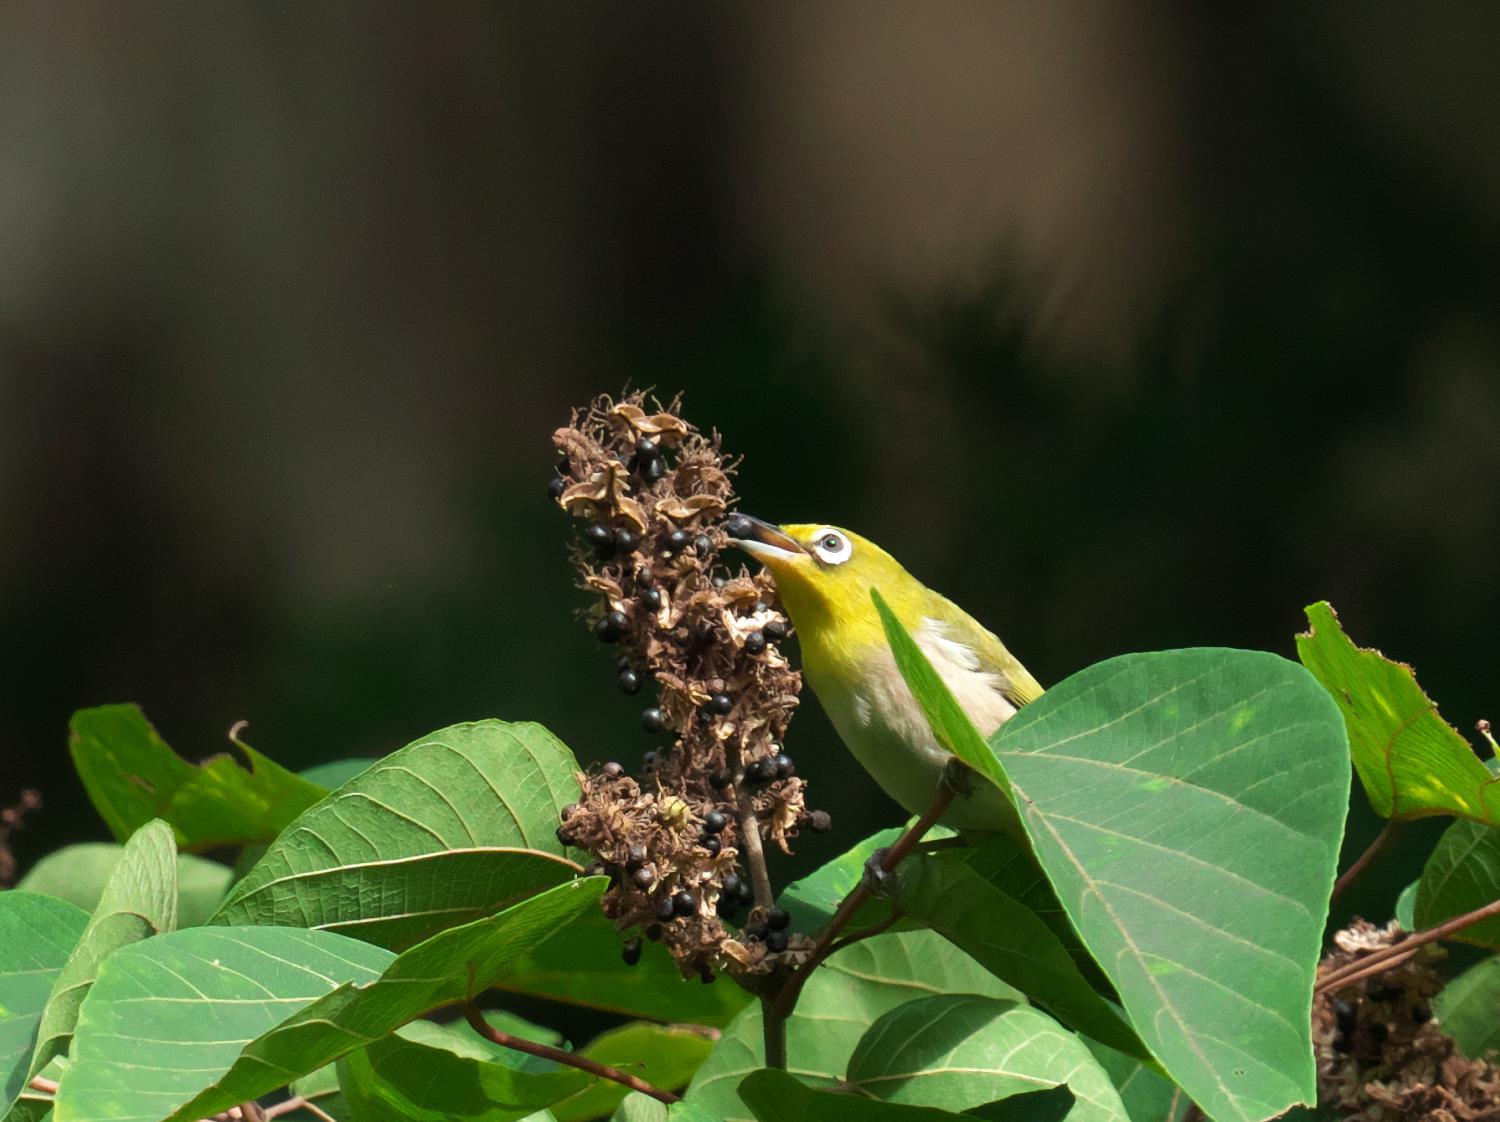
(924, 592, 1045, 708)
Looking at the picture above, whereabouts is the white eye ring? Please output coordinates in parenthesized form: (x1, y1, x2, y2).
(810, 528, 852, 566)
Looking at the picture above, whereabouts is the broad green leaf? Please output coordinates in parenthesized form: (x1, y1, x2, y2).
(69, 704, 327, 849)
(54, 878, 604, 1122)
(27, 821, 178, 1083)
(1435, 955, 1500, 1060)
(895, 855, 1148, 1061)
(1296, 601, 1498, 822)
(1414, 819, 1500, 948)
(18, 843, 232, 927)
(685, 929, 1020, 1122)
(213, 720, 584, 948)
(497, 909, 752, 1027)
(743, 1077, 1092, 1122)
(1084, 1041, 1186, 1122)
(300, 759, 375, 788)
(339, 1019, 588, 1122)
(990, 648, 1349, 1122)
(613, 1095, 717, 1122)
(0, 895, 89, 1115)
(847, 995, 1127, 1122)
(872, 589, 1012, 797)
(550, 1023, 715, 1122)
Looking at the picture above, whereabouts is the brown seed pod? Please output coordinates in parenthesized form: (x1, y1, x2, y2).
(551, 391, 823, 980)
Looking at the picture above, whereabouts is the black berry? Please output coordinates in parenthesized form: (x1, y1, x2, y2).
(1332, 1034, 1353, 1053)
(716, 893, 740, 918)
(641, 707, 666, 734)
(808, 810, 832, 832)
(694, 535, 712, 555)
(736, 879, 756, 904)
(614, 527, 640, 552)
(627, 844, 647, 869)
(767, 907, 790, 931)
(742, 919, 767, 941)
(635, 437, 660, 460)
(642, 750, 658, 770)
(745, 758, 774, 785)
(726, 514, 754, 539)
(555, 827, 573, 846)
(632, 866, 657, 889)
(584, 521, 613, 549)
(644, 457, 666, 483)
(703, 809, 728, 834)
(547, 476, 565, 500)
(705, 692, 733, 715)
(767, 929, 790, 953)
(744, 631, 767, 655)
(667, 529, 691, 553)
(1333, 998, 1357, 1034)
(595, 610, 628, 643)
(645, 923, 663, 942)
(710, 770, 731, 789)
(721, 873, 743, 898)
(642, 587, 663, 609)
(762, 618, 787, 641)
(656, 896, 676, 921)
(602, 761, 624, 779)
(699, 836, 721, 856)
(561, 803, 580, 822)
(1368, 985, 1401, 1004)
(672, 890, 697, 917)
(621, 937, 642, 966)
(1411, 1004, 1432, 1024)
(775, 753, 795, 778)
(618, 667, 642, 694)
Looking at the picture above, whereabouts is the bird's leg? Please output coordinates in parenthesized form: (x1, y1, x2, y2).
(861, 846, 895, 894)
(941, 755, 977, 800)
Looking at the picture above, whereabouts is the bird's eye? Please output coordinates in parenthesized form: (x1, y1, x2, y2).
(810, 528, 852, 566)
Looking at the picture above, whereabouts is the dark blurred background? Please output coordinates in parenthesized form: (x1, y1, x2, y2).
(3, 3, 1498, 930)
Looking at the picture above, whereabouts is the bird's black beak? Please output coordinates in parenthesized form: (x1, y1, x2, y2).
(726, 514, 807, 562)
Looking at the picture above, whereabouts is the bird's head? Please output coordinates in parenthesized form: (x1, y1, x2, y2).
(727, 516, 915, 641)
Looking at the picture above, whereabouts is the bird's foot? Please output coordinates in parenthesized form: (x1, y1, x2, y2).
(942, 756, 977, 800)
(862, 846, 896, 896)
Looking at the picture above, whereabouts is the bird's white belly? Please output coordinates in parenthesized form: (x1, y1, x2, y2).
(813, 629, 1021, 834)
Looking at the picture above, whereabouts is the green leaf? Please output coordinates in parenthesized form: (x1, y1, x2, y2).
(735, 1068, 1068, 1122)
(1414, 819, 1500, 948)
(54, 878, 604, 1122)
(497, 908, 752, 1027)
(69, 704, 328, 849)
(990, 647, 1349, 1122)
(846, 995, 1127, 1122)
(27, 821, 179, 1083)
(213, 720, 585, 948)
(1296, 601, 1498, 822)
(339, 1019, 588, 1122)
(300, 759, 375, 788)
(0, 894, 90, 1115)
(549, 1023, 715, 1122)
(894, 855, 1148, 1062)
(18, 843, 233, 927)
(872, 589, 1012, 798)
(1084, 1041, 1186, 1122)
(613, 1095, 718, 1122)
(685, 929, 1020, 1122)
(1394, 880, 1418, 930)
(1435, 954, 1500, 1060)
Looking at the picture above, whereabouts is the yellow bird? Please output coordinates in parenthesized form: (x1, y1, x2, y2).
(728, 516, 1043, 836)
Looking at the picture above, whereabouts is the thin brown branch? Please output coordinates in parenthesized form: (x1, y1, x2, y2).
(1316, 895, 1500, 994)
(264, 1095, 340, 1122)
(824, 909, 902, 959)
(27, 1077, 59, 1095)
(1330, 820, 1403, 906)
(463, 1001, 680, 1104)
(768, 784, 956, 1027)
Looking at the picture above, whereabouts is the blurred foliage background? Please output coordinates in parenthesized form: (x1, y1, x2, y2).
(3, 4, 1498, 942)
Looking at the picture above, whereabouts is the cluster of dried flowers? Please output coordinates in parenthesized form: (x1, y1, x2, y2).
(550, 392, 826, 984)
(0, 788, 41, 886)
(1314, 920, 1500, 1121)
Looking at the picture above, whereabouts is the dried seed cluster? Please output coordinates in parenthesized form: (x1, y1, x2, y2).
(1314, 919, 1500, 1121)
(550, 392, 825, 981)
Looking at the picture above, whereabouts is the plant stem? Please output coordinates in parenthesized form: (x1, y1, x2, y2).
(1316, 895, 1500, 993)
(463, 1001, 681, 1104)
(1330, 820, 1402, 906)
(766, 784, 956, 1030)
